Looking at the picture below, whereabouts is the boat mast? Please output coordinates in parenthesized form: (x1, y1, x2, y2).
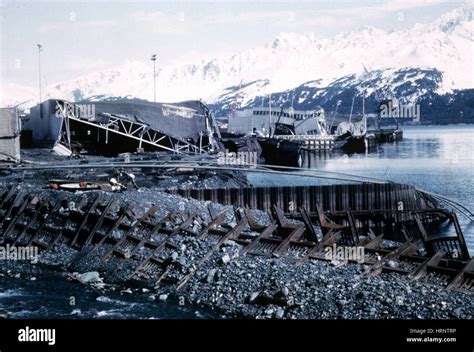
(268, 93, 272, 137)
(362, 88, 367, 132)
(349, 95, 356, 123)
(329, 100, 341, 132)
(362, 63, 381, 129)
(362, 90, 365, 117)
(231, 79, 243, 120)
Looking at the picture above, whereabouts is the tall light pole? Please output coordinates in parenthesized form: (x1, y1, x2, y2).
(37, 44, 43, 104)
(151, 54, 157, 103)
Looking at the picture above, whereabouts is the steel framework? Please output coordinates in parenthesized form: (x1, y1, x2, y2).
(55, 100, 211, 154)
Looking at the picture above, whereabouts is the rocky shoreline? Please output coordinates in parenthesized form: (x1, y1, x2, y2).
(0, 185, 472, 320)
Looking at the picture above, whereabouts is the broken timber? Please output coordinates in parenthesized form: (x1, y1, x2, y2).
(0, 184, 471, 293)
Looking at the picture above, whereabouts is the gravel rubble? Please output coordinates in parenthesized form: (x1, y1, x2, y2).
(0, 175, 472, 319)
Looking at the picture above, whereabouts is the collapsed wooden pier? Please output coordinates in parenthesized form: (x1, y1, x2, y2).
(0, 184, 471, 293)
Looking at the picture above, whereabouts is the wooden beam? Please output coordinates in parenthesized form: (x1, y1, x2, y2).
(82, 198, 117, 248)
(271, 205, 298, 229)
(0, 191, 26, 228)
(446, 258, 474, 291)
(299, 207, 319, 243)
(315, 204, 346, 233)
(70, 195, 102, 247)
(101, 205, 158, 261)
(2, 194, 36, 240)
(346, 209, 360, 245)
(450, 212, 470, 260)
(364, 235, 383, 250)
(409, 250, 444, 281)
(242, 222, 277, 254)
(272, 225, 305, 257)
(292, 230, 340, 267)
(198, 212, 226, 239)
(27, 198, 66, 246)
(11, 201, 48, 246)
(366, 240, 420, 276)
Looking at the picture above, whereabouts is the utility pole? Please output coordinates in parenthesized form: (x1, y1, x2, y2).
(37, 44, 43, 118)
(151, 54, 157, 103)
(37, 44, 43, 104)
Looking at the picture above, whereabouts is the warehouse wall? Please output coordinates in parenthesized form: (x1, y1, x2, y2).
(21, 100, 63, 146)
(0, 108, 21, 162)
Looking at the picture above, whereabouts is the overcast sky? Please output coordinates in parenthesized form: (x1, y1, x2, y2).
(0, 0, 464, 86)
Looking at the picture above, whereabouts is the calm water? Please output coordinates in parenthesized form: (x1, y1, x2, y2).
(2, 125, 473, 319)
(249, 125, 474, 251)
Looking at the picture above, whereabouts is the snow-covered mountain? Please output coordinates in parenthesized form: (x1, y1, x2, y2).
(3, 3, 473, 120)
(219, 67, 473, 124)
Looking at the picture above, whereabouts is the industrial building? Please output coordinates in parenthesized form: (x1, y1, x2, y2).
(0, 108, 21, 162)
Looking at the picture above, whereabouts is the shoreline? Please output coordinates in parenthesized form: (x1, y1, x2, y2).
(0, 185, 471, 320)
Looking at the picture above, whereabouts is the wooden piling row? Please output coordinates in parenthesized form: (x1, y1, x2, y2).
(0, 184, 471, 293)
(170, 183, 432, 214)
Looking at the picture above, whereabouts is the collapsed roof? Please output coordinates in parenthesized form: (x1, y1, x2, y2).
(82, 98, 212, 142)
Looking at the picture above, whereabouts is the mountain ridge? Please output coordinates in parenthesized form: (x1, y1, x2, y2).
(3, 3, 473, 123)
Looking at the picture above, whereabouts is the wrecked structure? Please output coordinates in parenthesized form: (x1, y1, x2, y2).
(1, 96, 472, 321)
(0, 181, 472, 295)
(0, 143, 472, 320)
(21, 99, 220, 156)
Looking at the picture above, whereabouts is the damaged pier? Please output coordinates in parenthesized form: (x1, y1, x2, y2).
(0, 183, 471, 295)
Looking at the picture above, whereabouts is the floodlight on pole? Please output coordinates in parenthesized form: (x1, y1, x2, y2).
(37, 44, 43, 104)
(151, 54, 157, 103)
